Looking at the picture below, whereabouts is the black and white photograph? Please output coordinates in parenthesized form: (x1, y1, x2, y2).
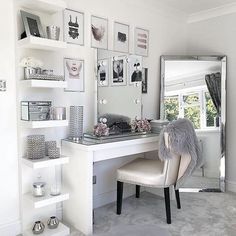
(91, 15, 108, 49)
(64, 58, 84, 92)
(113, 22, 129, 53)
(64, 9, 84, 45)
(128, 55, 143, 85)
(142, 68, 148, 93)
(20, 10, 44, 38)
(111, 57, 126, 86)
(98, 59, 109, 87)
(134, 27, 149, 57)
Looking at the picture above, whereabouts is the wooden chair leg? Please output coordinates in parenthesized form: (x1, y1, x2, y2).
(164, 187, 171, 224)
(175, 189, 181, 209)
(136, 185, 140, 198)
(117, 181, 123, 215)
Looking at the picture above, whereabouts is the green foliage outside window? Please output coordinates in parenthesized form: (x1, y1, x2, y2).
(164, 96, 179, 121)
(205, 92, 217, 127)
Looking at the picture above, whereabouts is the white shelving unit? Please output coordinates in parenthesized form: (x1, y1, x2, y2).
(22, 156, 69, 169)
(18, 0, 67, 14)
(24, 191, 69, 209)
(20, 120, 68, 129)
(23, 222, 70, 236)
(18, 36, 67, 51)
(17, 0, 70, 235)
(20, 80, 67, 89)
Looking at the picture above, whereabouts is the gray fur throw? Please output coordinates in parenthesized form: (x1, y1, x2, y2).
(158, 118, 202, 188)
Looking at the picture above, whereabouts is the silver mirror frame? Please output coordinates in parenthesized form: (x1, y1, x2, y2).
(160, 55, 226, 193)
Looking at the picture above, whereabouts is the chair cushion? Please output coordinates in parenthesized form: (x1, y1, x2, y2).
(117, 158, 166, 187)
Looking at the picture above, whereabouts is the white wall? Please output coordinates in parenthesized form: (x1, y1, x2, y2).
(0, 0, 21, 235)
(186, 13, 236, 192)
(0, 0, 189, 233)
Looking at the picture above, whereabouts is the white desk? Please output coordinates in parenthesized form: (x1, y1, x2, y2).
(61, 133, 159, 235)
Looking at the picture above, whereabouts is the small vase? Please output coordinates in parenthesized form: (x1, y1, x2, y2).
(47, 216, 59, 229)
(24, 67, 36, 79)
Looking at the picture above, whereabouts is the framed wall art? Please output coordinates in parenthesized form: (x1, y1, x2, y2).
(113, 22, 129, 53)
(98, 59, 109, 87)
(20, 10, 44, 38)
(111, 56, 126, 86)
(142, 68, 148, 93)
(64, 9, 84, 45)
(64, 58, 84, 92)
(91, 15, 108, 49)
(128, 55, 143, 85)
(134, 27, 149, 57)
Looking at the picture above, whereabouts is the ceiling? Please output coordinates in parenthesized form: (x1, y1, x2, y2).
(158, 0, 236, 14)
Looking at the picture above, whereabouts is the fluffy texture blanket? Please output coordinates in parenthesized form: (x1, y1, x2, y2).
(158, 118, 202, 188)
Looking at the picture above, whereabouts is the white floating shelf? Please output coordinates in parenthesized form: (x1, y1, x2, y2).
(24, 191, 69, 209)
(23, 222, 70, 236)
(22, 155, 69, 169)
(18, 36, 67, 51)
(21, 80, 67, 88)
(20, 120, 69, 129)
(18, 0, 67, 14)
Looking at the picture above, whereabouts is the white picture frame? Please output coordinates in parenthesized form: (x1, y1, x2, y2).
(98, 59, 109, 87)
(91, 15, 108, 49)
(64, 9, 84, 45)
(113, 22, 129, 53)
(111, 56, 127, 86)
(64, 58, 84, 92)
(128, 55, 143, 85)
(134, 27, 149, 57)
(20, 10, 44, 38)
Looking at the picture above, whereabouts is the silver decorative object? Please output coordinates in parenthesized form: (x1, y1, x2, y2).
(27, 135, 45, 159)
(32, 221, 45, 235)
(32, 182, 46, 197)
(45, 141, 57, 156)
(50, 107, 66, 120)
(46, 25, 60, 40)
(25, 74, 64, 81)
(69, 106, 83, 139)
(47, 216, 59, 229)
(24, 67, 36, 78)
(48, 147, 60, 159)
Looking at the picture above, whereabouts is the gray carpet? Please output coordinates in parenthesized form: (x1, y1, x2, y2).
(71, 191, 236, 236)
(95, 225, 171, 236)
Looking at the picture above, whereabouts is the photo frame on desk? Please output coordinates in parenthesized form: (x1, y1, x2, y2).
(111, 56, 127, 86)
(64, 9, 84, 45)
(20, 10, 45, 38)
(64, 58, 84, 92)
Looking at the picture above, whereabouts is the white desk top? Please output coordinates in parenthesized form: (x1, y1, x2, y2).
(62, 133, 159, 152)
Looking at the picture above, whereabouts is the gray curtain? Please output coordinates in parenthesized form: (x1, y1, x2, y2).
(205, 72, 221, 115)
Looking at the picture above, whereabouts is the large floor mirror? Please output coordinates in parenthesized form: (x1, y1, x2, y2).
(160, 56, 226, 192)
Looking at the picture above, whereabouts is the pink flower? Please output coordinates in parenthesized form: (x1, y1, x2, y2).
(94, 122, 109, 137)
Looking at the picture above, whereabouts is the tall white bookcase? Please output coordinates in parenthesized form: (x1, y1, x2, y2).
(15, 0, 70, 235)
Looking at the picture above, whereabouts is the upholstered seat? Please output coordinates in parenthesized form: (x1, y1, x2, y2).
(116, 132, 192, 224)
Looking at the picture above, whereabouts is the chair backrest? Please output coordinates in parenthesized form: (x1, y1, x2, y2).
(162, 132, 191, 187)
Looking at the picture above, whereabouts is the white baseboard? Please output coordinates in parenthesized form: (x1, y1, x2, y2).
(226, 180, 236, 193)
(0, 219, 21, 236)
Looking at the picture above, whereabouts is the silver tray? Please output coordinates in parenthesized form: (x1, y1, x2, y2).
(25, 74, 64, 81)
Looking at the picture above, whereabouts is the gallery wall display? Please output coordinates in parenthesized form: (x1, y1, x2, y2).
(142, 68, 148, 93)
(113, 22, 129, 53)
(134, 27, 149, 57)
(21, 10, 44, 38)
(64, 58, 84, 92)
(91, 15, 108, 49)
(128, 55, 143, 85)
(98, 59, 109, 87)
(111, 56, 127, 86)
(64, 9, 84, 45)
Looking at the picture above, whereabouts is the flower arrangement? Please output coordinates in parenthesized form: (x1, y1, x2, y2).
(19, 57, 43, 68)
(94, 122, 109, 137)
(130, 118, 151, 133)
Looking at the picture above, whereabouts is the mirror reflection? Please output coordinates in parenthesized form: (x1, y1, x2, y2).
(161, 56, 226, 191)
(97, 49, 143, 134)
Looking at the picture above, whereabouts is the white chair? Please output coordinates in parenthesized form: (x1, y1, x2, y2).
(116, 133, 191, 224)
